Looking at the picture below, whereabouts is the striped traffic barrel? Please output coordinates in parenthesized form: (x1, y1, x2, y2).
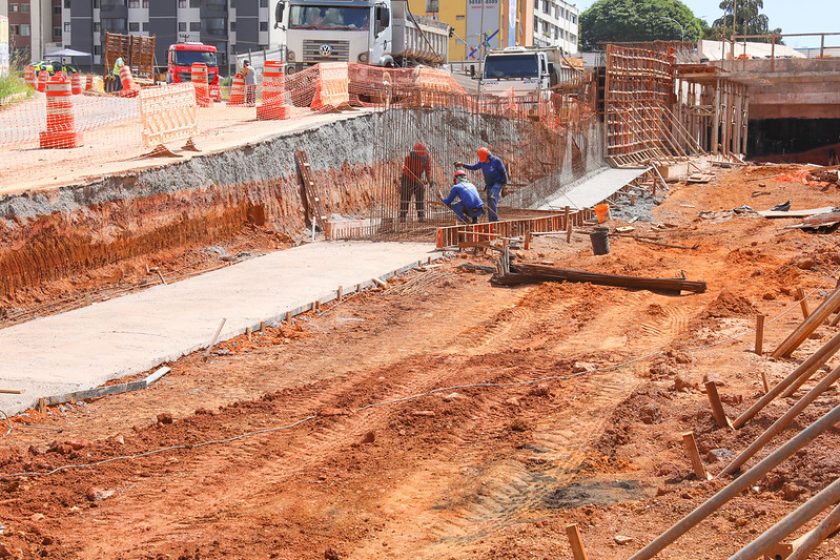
(257, 60, 291, 120)
(227, 73, 245, 106)
(71, 73, 82, 95)
(119, 65, 138, 96)
(85, 74, 93, 91)
(24, 66, 36, 87)
(37, 70, 48, 93)
(191, 63, 210, 108)
(39, 74, 83, 149)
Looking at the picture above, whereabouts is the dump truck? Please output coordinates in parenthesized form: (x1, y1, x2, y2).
(166, 42, 222, 102)
(274, 0, 450, 72)
(481, 46, 581, 99)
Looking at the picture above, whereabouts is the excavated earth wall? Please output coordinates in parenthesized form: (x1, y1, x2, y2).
(0, 114, 383, 300)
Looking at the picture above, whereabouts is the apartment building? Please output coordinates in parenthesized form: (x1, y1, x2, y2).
(409, 0, 534, 61)
(61, 0, 279, 73)
(4, 0, 59, 62)
(533, 0, 578, 54)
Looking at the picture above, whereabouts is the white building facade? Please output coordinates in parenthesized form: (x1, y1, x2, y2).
(532, 0, 578, 54)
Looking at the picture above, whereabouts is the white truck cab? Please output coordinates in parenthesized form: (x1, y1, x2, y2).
(481, 46, 576, 98)
(275, 0, 448, 71)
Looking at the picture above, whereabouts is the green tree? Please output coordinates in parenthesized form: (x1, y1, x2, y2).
(579, 0, 704, 51)
(708, 0, 782, 42)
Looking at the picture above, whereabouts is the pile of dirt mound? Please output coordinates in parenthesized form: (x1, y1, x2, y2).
(705, 290, 758, 318)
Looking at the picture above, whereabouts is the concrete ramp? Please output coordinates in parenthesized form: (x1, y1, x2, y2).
(0, 242, 435, 415)
(537, 167, 650, 210)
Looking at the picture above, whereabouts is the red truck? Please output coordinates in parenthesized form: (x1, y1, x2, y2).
(167, 42, 221, 102)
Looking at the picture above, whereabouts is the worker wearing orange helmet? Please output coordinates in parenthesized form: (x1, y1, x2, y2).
(400, 142, 433, 222)
(455, 147, 508, 222)
(439, 170, 484, 224)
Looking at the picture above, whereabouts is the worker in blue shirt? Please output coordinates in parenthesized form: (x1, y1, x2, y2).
(456, 147, 508, 222)
(439, 170, 484, 224)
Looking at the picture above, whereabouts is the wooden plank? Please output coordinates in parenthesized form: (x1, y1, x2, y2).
(0, 389, 23, 395)
(705, 380, 732, 429)
(493, 264, 706, 294)
(757, 207, 835, 219)
(295, 150, 328, 232)
(681, 431, 711, 480)
(565, 524, 590, 560)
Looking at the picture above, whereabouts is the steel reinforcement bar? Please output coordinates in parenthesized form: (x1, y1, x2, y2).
(434, 208, 594, 249)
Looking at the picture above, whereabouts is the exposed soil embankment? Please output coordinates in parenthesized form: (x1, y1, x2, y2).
(0, 114, 380, 304)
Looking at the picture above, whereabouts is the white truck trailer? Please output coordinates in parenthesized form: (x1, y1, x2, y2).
(274, 0, 450, 71)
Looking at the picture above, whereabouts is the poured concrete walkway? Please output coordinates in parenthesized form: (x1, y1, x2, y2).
(0, 241, 435, 414)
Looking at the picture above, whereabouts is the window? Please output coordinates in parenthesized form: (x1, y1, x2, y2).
(230, 21, 236, 31)
(571, 15, 577, 24)
(21, 3, 30, 13)
(93, 45, 102, 55)
(289, 6, 370, 31)
(129, 22, 140, 31)
(142, 22, 149, 31)
(425, 0, 439, 12)
(259, 0, 268, 6)
(10, 4, 18, 13)
(178, 22, 187, 31)
(190, 0, 200, 7)
(179, 0, 186, 7)
(259, 21, 268, 31)
(143, 0, 149, 7)
(20, 24, 31, 36)
(94, 22, 101, 31)
(53, 6, 61, 15)
(64, 0, 71, 8)
(93, 0, 99, 7)
(128, 0, 140, 7)
(190, 21, 200, 31)
(64, 22, 71, 31)
(53, 26, 61, 37)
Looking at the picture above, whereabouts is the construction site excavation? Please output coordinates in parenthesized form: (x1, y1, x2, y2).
(1, 23, 840, 560)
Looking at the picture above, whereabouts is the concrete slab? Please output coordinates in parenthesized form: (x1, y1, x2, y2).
(537, 167, 650, 210)
(0, 241, 435, 415)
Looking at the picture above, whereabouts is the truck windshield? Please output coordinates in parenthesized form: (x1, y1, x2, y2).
(289, 6, 370, 30)
(174, 51, 218, 67)
(484, 54, 539, 79)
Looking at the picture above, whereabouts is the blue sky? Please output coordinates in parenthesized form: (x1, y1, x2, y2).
(572, 1, 839, 48)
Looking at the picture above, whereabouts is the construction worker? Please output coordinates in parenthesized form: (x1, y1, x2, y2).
(399, 143, 433, 222)
(113, 55, 125, 91)
(456, 147, 508, 222)
(439, 170, 484, 224)
(243, 60, 256, 106)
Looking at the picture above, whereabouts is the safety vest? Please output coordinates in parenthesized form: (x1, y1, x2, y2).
(113, 57, 124, 76)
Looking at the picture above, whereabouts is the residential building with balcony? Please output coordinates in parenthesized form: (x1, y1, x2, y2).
(533, 0, 578, 54)
(60, 0, 277, 74)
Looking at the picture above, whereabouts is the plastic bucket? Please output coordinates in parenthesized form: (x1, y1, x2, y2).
(594, 203, 611, 224)
(590, 227, 610, 256)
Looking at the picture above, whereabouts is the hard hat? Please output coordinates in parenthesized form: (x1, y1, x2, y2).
(413, 142, 428, 154)
(454, 170, 467, 179)
(477, 147, 490, 162)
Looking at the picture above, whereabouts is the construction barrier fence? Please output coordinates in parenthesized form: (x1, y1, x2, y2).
(139, 83, 198, 148)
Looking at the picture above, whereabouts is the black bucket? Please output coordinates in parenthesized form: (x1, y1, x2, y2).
(590, 227, 610, 256)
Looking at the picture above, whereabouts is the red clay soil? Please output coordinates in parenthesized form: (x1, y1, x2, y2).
(0, 164, 838, 559)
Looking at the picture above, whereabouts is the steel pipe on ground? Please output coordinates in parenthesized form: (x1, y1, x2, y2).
(728, 477, 840, 560)
(627, 404, 840, 560)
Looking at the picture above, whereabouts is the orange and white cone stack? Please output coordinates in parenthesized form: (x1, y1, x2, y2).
(24, 66, 36, 88)
(37, 70, 48, 93)
(257, 60, 291, 120)
(71, 73, 82, 95)
(227, 73, 245, 106)
(85, 74, 93, 92)
(39, 74, 83, 149)
(191, 63, 211, 108)
(119, 65, 139, 97)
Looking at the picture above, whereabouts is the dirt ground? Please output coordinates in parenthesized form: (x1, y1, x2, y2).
(0, 164, 838, 559)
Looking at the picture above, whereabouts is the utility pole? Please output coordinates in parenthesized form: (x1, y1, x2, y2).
(730, 0, 737, 59)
